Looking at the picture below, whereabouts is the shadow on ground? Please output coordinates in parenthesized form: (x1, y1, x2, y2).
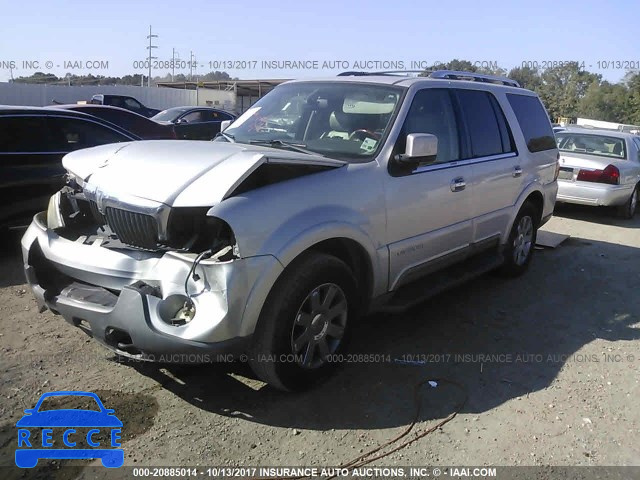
(124, 236, 640, 431)
(0, 229, 26, 289)
(553, 202, 640, 228)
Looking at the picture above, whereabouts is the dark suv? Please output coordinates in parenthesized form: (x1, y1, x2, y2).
(0, 107, 138, 229)
(89, 95, 160, 117)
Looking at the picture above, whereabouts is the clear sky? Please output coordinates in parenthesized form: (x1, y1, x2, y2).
(0, 0, 637, 83)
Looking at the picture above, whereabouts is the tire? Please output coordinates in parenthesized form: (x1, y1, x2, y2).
(617, 185, 638, 219)
(499, 202, 539, 277)
(248, 252, 359, 392)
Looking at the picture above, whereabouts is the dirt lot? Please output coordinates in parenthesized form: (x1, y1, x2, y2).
(1, 204, 639, 479)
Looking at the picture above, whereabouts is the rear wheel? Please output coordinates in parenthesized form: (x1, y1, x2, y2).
(499, 202, 538, 277)
(248, 252, 358, 391)
(617, 185, 638, 219)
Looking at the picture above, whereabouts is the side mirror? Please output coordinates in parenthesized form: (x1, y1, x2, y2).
(220, 120, 232, 131)
(176, 118, 188, 124)
(395, 133, 438, 166)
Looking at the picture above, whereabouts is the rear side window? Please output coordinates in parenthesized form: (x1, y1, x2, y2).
(204, 110, 233, 121)
(182, 111, 204, 123)
(507, 94, 556, 152)
(124, 98, 143, 111)
(0, 116, 52, 153)
(456, 90, 514, 157)
(47, 117, 130, 151)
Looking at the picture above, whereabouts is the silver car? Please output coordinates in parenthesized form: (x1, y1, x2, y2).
(555, 130, 640, 218)
(22, 71, 558, 391)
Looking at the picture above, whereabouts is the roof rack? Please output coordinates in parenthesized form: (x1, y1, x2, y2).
(337, 70, 427, 77)
(428, 70, 520, 87)
(336, 69, 521, 87)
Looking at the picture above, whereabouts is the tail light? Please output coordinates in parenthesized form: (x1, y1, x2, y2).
(554, 152, 560, 180)
(576, 164, 620, 185)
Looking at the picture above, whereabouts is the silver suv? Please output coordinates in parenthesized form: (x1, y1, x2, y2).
(22, 71, 559, 391)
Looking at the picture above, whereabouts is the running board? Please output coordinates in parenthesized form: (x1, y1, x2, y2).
(377, 251, 505, 313)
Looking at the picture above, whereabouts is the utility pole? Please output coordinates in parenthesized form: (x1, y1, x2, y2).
(172, 48, 179, 82)
(189, 51, 196, 81)
(146, 25, 158, 87)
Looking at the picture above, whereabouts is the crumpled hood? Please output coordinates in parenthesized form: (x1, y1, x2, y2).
(62, 140, 345, 207)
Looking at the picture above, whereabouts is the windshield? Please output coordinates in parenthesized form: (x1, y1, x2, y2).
(152, 109, 184, 122)
(220, 82, 404, 161)
(556, 133, 627, 159)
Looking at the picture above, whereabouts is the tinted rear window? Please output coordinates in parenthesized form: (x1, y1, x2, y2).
(456, 90, 514, 157)
(507, 94, 556, 152)
(0, 116, 51, 152)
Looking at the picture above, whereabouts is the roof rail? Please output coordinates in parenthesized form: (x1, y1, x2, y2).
(428, 70, 520, 87)
(336, 69, 521, 87)
(337, 70, 428, 77)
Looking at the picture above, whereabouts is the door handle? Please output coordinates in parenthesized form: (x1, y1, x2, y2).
(513, 166, 523, 177)
(450, 177, 466, 192)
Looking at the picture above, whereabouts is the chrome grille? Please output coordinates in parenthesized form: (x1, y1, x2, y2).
(89, 200, 106, 225)
(104, 207, 159, 250)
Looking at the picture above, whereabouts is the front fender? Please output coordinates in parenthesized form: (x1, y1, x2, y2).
(272, 217, 383, 279)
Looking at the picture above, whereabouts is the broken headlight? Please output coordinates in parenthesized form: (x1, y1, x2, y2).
(166, 208, 237, 256)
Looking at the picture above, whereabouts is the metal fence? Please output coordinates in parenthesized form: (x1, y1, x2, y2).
(0, 83, 197, 109)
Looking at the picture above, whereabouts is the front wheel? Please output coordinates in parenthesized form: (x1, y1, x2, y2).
(499, 202, 539, 277)
(617, 185, 638, 219)
(248, 252, 359, 391)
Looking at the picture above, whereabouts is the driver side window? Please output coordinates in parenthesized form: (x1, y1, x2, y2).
(124, 98, 142, 111)
(398, 89, 460, 164)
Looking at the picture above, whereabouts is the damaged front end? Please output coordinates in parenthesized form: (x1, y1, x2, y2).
(21, 177, 281, 361)
(49, 175, 238, 256)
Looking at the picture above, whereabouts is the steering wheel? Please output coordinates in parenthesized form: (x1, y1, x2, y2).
(250, 116, 270, 132)
(349, 129, 381, 141)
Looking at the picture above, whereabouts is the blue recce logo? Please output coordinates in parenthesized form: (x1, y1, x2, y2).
(15, 391, 124, 468)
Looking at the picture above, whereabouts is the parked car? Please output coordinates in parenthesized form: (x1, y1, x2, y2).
(152, 107, 236, 140)
(22, 71, 558, 391)
(57, 104, 176, 139)
(0, 106, 138, 229)
(89, 94, 160, 117)
(555, 129, 640, 218)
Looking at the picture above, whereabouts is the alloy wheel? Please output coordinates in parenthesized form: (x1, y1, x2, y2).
(513, 215, 533, 266)
(290, 283, 348, 369)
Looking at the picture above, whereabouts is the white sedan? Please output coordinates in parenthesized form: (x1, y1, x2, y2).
(555, 129, 640, 218)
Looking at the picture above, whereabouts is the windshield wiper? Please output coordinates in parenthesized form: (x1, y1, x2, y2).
(214, 131, 236, 143)
(249, 139, 323, 157)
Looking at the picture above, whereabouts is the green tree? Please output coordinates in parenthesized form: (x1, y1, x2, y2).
(538, 62, 601, 121)
(507, 66, 542, 91)
(626, 73, 640, 125)
(578, 80, 630, 123)
(200, 70, 232, 81)
(419, 59, 478, 76)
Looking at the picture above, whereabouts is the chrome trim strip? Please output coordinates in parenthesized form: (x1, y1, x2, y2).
(414, 152, 518, 174)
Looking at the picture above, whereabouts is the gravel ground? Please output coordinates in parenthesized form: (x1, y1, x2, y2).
(1, 204, 639, 479)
